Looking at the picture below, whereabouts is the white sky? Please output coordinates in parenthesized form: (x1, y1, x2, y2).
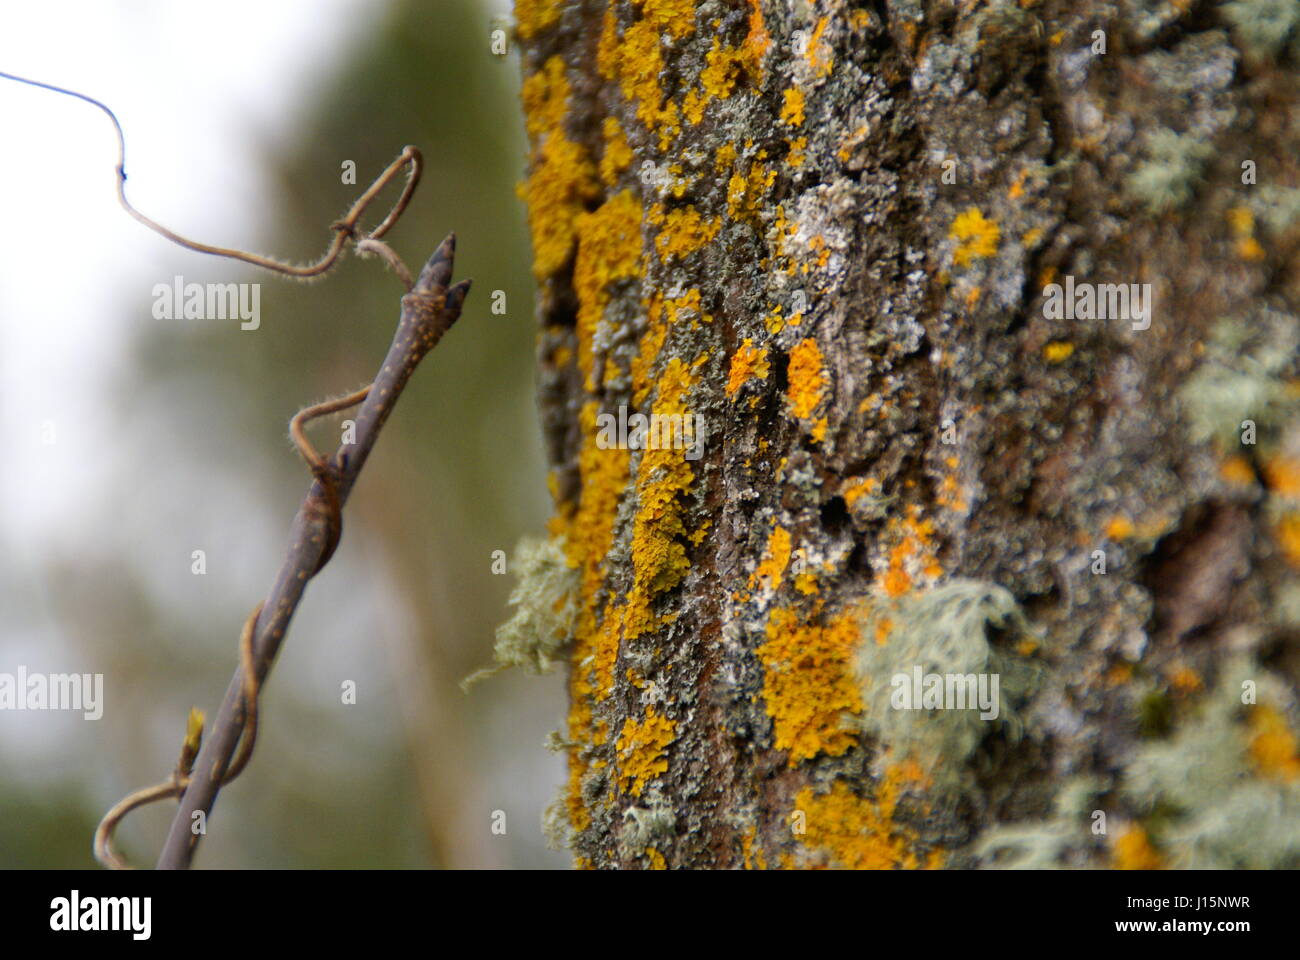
(0, 0, 379, 551)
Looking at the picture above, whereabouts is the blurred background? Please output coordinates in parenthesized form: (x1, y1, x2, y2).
(0, 0, 568, 867)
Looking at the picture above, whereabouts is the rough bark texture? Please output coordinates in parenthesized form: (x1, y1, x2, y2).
(511, 0, 1300, 869)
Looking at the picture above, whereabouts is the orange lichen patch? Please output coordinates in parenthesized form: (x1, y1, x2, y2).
(600, 117, 634, 186)
(787, 338, 827, 419)
(794, 769, 927, 869)
(1043, 340, 1074, 363)
(1263, 456, 1300, 499)
(521, 56, 571, 136)
(631, 294, 668, 406)
(1220, 455, 1257, 487)
(842, 477, 879, 508)
(1113, 826, 1163, 870)
(1016, 637, 1039, 656)
(518, 58, 601, 279)
(645, 847, 667, 869)
(877, 508, 941, 597)
(805, 15, 834, 78)
(837, 123, 869, 162)
(1021, 227, 1044, 248)
(1106, 662, 1133, 686)
(726, 338, 771, 396)
(1227, 206, 1266, 262)
(794, 572, 819, 595)
(620, 357, 700, 640)
(666, 287, 707, 325)
(701, 37, 746, 99)
(574, 191, 644, 387)
(1168, 665, 1203, 694)
(758, 607, 864, 764)
(741, 828, 769, 869)
(638, 0, 697, 38)
(715, 142, 738, 172)
(949, 207, 1001, 267)
(649, 204, 721, 260)
(786, 136, 807, 168)
(1105, 514, 1135, 541)
(597, 8, 619, 79)
(565, 401, 631, 700)
(1008, 168, 1029, 199)
(727, 158, 774, 225)
(611, 16, 683, 148)
(753, 525, 792, 592)
(1248, 705, 1300, 781)
(616, 705, 677, 795)
(515, 0, 562, 38)
(780, 88, 806, 126)
(565, 758, 592, 832)
(936, 472, 968, 513)
(811, 417, 828, 442)
(743, 0, 771, 77)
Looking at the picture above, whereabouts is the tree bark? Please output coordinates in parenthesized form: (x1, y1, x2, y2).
(512, 0, 1300, 869)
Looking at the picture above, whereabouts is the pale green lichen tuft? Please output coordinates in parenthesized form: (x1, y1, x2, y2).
(1221, 0, 1300, 61)
(1178, 309, 1299, 446)
(463, 535, 579, 690)
(1125, 129, 1213, 214)
(1119, 657, 1300, 868)
(856, 580, 1042, 795)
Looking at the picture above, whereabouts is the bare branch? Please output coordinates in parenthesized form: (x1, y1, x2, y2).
(151, 236, 470, 870)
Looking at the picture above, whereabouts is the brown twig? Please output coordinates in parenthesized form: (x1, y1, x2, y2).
(0, 69, 422, 279)
(0, 71, 471, 868)
(150, 239, 469, 869)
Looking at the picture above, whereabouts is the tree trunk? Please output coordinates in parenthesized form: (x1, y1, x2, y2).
(511, 0, 1300, 869)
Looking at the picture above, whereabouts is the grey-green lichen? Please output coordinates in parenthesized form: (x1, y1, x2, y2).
(1221, 0, 1300, 61)
(1125, 129, 1214, 214)
(463, 535, 578, 689)
(976, 656, 1300, 868)
(1178, 308, 1300, 447)
(1120, 657, 1300, 868)
(855, 580, 1043, 795)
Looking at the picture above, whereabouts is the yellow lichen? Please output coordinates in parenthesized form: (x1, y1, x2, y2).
(786, 136, 807, 168)
(758, 607, 864, 764)
(726, 338, 770, 396)
(787, 338, 827, 419)
(1263, 456, 1300, 499)
(726, 158, 774, 225)
(651, 204, 721, 260)
(1105, 514, 1135, 541)
(1278, 514, 1300, 568)
(616, 706, 677, 796)
(949, 207, 1001, 267)
(754, 525, 792, 592)
(519, 138, 600, 279)
(600, 116, 634, 186)
(780, 88, 806, 126)
(574, 191, 644, 387)
(1249, 705, 1300, 780)
(1113, 826, 1163, 870)
(515, 0, 562, 39)
(1043, 341, 1074, 363)
(609, 15, 684, 149)
(805, 15, 833, 78)
(793, 769, 928, 869)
